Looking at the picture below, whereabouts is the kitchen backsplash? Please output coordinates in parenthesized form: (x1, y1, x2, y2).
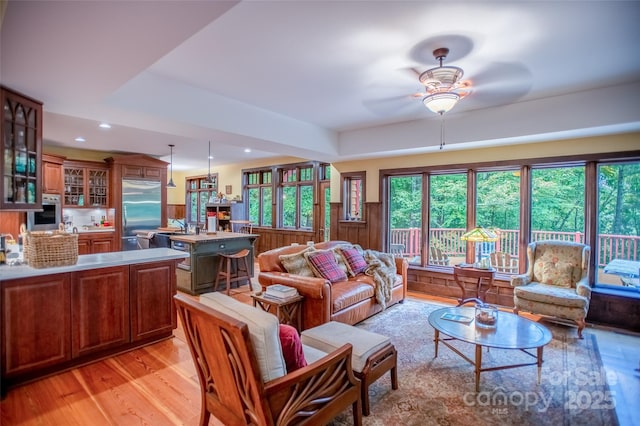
(63, 208, 116, 229)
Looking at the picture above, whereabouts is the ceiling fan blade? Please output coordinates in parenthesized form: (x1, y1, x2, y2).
(462, 62, 533, 108)
(362, 94, 422, 117)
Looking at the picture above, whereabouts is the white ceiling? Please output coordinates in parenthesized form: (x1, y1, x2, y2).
(2, 1, 640, 171)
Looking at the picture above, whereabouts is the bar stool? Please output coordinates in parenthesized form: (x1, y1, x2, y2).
(214, 248, 252, 295)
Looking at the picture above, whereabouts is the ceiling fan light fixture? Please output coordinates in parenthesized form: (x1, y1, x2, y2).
(419, 66, 464, 88)
(423, 92, 460, 115)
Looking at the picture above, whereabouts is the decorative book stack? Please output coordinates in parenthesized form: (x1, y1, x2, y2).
(265, 284, 299, 300)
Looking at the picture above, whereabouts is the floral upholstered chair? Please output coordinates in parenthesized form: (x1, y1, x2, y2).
(511, 241, 591, 338)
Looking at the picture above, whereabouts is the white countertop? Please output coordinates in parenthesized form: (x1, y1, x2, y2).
(0, 248, 189, 281)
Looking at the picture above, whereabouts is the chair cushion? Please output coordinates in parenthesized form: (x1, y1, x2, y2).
(302, 344, 329, 365)
(304, 250, 348, 283)
(513, 283, 588, 309)
(279, 324, 307, 373)
(301, 321, 390, 372)
(337, 247, 368, 276)
(279, 246, 316, 277)
(199, 292, 286, 382)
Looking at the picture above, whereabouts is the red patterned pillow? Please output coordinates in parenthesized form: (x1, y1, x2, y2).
(338, 247, 368, 276)
(304, 250, 348, 282)
(279, 324, 307, 373)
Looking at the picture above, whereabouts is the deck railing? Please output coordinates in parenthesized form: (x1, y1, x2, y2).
(389, 228, 639, 267)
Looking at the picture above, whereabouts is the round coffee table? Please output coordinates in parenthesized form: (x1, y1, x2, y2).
(428, 306, 552, 391)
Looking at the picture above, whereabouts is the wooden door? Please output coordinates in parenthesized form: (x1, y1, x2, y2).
(1, 274, 71, 378)
(129, 260, 176, 342)
(71, 266, 129, 357)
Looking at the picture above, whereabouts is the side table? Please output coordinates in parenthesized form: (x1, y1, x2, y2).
(453, 266, 495, 306)
(251, 293, 304, 332)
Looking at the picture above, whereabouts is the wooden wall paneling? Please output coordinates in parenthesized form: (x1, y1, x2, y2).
(167, 204, 185, 220)
(0, 212, 25, 240)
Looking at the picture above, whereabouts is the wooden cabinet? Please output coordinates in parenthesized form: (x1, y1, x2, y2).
(77, 232, 116, 255)
(1, 259, 178, 390)
(130, 260, 176, 342)
(206, 203, 244, 232)
(71, 266, 129, 357)
(63, 160, 109, 208)
(1, 87, 43, 210)
(1, 273, 71, 379)
(121, 165, 163, 180)
(42, 154, 65, 195)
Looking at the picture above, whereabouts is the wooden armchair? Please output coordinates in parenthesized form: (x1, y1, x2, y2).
(490, 251, 518, 273)
(429, 246, 450, 266)
(174, 293, 362, 426)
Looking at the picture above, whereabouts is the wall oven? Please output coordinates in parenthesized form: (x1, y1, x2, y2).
(27, 194, 62, 231)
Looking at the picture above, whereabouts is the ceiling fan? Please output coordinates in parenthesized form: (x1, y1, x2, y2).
(414, 47, 472, 115)
(202, 141, 217, 188)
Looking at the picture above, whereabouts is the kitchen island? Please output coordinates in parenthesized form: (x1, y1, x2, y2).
(1, 248, 188, 392)
(170, 231, 258, 295)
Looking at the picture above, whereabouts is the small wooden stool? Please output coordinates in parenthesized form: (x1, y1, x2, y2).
(214, 249, 252, 295)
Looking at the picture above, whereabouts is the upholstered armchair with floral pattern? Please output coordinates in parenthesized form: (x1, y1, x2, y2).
(511, 240, 591, 338)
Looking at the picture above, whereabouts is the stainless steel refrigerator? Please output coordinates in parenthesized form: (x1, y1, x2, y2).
(121, 179, 162, 250)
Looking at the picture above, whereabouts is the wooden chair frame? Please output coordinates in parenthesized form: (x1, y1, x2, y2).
(174, 294, 362, 426)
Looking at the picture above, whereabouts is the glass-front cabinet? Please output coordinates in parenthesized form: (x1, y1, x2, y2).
(1, 87, 43, 210)
(63, 160, 109, 208)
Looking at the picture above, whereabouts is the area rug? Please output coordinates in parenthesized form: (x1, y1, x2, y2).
(330, 299, 618, 426)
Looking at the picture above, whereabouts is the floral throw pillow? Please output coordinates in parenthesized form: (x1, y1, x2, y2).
(279, 247, 315, 277)
(304, 250, 348, 283)
(337, 247, 368, 276)
(540, 261, 574, 287)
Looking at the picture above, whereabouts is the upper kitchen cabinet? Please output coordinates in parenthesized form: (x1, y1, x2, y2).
(1, 87, 43, 210)
(42, 153, 65, 195)
(63, 160, 109, 208)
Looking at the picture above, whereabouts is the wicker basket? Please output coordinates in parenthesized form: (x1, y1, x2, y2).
(21, 226, 79, 269)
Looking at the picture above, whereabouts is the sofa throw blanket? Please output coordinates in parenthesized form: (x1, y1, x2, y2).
(363, 250, 397, 310)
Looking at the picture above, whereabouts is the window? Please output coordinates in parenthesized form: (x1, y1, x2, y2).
(280, 165, 313, 229)
(388, 175, 422, 262)
(597, 161, 640, 287)
(186, 175, 217, 227)
(342, 172, 364, 221)
(429, 174, 467, 266)
(243, 162, 327, 231)
(476, 170, 521, 273)
(381, 151, 639, 292)
(247, 171, 272, 226)
(531, 166, 585, 242)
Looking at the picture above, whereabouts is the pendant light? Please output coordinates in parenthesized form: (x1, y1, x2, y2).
(167, 144, 176, 188)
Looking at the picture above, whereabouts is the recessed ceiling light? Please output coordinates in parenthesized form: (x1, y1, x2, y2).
(75, 136, 86, 142)
(208, 155, 214, 160)
(99, 123, 111, 129)
(244, 148, 251, 153)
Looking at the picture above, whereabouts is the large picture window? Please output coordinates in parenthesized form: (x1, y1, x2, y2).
(381, 153, 639, 293)
(531, 166, 585, 242)
(597, 162, 640, 288)
(476, 170, 521, 273)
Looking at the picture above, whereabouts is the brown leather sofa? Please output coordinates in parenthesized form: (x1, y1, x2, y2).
(258, 241, 408, 330)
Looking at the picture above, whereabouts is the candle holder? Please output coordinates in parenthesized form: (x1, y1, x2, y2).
(475, 303, 498, 328)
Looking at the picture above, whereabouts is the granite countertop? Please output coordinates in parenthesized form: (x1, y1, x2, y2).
(0, 248, 188, 281)
(169, 231, 257, 243)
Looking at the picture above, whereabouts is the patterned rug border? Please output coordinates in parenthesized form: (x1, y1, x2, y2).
(331, 298, 619, 426)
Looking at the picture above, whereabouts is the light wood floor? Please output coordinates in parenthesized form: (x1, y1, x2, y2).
(1, 287, 638, 426)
